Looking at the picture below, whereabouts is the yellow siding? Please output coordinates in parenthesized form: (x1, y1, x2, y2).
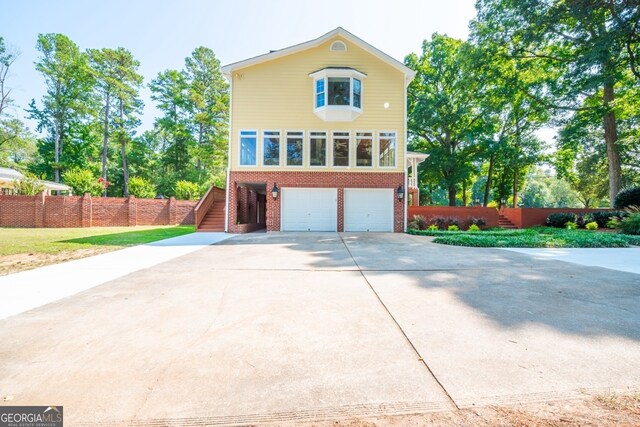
(229, 36, 406, 172)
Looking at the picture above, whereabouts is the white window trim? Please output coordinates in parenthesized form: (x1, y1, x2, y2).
(285, 130, 305, 168)
(309, 68, 366, 122)
(354, 130, 374, 168)
(261, 130, 281, 167)
(308, 130, 329, 168)
(238, 129, 258, 167)
(331, 131, 351, 169)
(377, 130, 398, 169)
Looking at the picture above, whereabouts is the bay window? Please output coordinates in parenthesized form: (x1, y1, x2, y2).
(310, 68, 365, 121)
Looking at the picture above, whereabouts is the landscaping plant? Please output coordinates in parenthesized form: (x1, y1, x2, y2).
(585, 221, 598, 230)
(617, 206, 640, 235)
(13, 174, 46, 195)
(468, 224, 481, 232)
(546, 212, 577, 228)
(128, 176, 157, 199)
(614, 187, 640, 209)
(447, 224, 460, 231)
(408, 215, 429, 230)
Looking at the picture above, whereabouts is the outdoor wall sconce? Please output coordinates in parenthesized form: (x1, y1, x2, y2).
(271, 183, 279, 199)
(397, 185, 405, 201)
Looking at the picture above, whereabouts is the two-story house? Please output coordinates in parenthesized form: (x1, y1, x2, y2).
(220, 27, 422, 233)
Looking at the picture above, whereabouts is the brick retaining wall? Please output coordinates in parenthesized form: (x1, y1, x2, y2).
(0, 193, 196, 228)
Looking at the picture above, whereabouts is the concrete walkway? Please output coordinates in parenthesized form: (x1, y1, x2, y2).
(504, 247, 640, 275)
(0, 232, 232, 320)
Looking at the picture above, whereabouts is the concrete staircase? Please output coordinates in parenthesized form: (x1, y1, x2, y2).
(198, 203, 225, 231)
(498, 214, 517, 229)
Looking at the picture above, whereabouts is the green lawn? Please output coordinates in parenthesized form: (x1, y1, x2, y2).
(0, 226, 194, 275)
(408, 227, 640, 248)
(0, 225, 195, 256)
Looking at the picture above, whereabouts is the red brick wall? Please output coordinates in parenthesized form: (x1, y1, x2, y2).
(228, 171, 405, 232)
(408, 206, 501, 228)
(501, 207, 612, 228)
(0, 193, 196, 228)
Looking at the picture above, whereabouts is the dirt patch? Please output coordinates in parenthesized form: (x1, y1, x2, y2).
(0, 247, 118, 276)
(294, 394, 640, 427)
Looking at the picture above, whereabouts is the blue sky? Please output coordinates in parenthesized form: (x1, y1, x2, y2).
(3, 0, 477, 132)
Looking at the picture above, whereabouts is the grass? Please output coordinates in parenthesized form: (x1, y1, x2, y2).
(0, 226, 194, 275)
(408, 226, 640, 248)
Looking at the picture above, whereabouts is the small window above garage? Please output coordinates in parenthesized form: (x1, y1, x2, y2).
(309, 68, 366, 122)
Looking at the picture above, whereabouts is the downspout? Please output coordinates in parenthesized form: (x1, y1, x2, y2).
(403, 74, 410, 232)
(224, 72, 233, 233)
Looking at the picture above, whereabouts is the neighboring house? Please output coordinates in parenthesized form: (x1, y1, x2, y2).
(221, 27, 426, 233)
(0, 167, 72, 195)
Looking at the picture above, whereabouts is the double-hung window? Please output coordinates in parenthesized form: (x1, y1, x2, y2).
(263, 131, 280, 166)
(379, 132, 397, 167)
(356, 132, 373, 167)
(332, 131, 350, 167)
(286, 131, 304, 166)
(239, 130, 257, 166)
(309, 131, 327, 167)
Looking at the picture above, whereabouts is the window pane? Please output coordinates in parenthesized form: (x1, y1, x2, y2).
(333, 132, 350, 166)
(353, 78, 361, 108)
(240, 131, 257, 166)
(310, 132, 326, 166)
(263, 131, 280, 166)
(287, 132, 303, 166)
(315, 79, 325, 108)
(328, 77, 350, 105)
(356, 132, 372, 167)
(379, 132, 396, 167)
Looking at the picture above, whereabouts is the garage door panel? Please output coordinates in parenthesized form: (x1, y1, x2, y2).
(281, 188, 337, 231)
(344, 189, 394, 232)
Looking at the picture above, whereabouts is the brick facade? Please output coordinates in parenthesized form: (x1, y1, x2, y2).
(228, 171, 405, 233)
(0, 193, 196, 228)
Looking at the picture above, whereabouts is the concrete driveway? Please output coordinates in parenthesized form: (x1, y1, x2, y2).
(0, 232, 639, 425)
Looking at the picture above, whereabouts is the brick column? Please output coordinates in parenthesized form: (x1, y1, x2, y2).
(128, 195, 136, 226)
(337, 188, 344, 232)
(409, 188, 419, 206)
(169, 196, 176, 225)
(81, 193, 92, 227)
(34, 191, 46, 227)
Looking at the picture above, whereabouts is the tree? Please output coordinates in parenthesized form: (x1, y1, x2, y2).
(184, 47, 229, 181)
(473, 0, 639, 206)
(28, 34, 96, 184)
(63, 167, 104, 196)
(406, 35, 490, 205)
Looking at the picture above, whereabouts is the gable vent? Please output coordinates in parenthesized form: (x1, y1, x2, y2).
(330, 41, 347, 52)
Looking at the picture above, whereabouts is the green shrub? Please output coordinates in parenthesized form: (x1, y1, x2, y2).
(565, 221, 577, 230)
(614, 187, 640, 209)
(468, 224, 481, 232)
(585, 221, 598, 230)
(408, 214, 428, 230)
(427, 224, 438, 231)
(546, 212, 577, 228)
(13, 173, 46, 195)
(63, 168, 103, 196)
(446, 216, 461, 227)
(469, 217, 486, 228)
(618, 206, 640, 235)
(576, 213, 594, 228)
(607, 218, 619, 229)
(591, 211, 625, 228)
(174, 180, 200, 200)
(447, 224, 460, 231)
(128, 176, 156, 199)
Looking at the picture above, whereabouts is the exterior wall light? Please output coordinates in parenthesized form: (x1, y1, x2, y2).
(271, 183, 279, 199)
(397, 185, 405, 201)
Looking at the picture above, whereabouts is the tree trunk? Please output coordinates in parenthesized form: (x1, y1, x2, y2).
(119, 99, 129, 197)
(462, 180, 467, 206)
(54, 123, 60, 184)
(483, 153, 495, 207)
(603, 82, 622, 207)
(101, 93, 110, 197)
(448, 183, 456, 206)
(512, 168, 518, 208)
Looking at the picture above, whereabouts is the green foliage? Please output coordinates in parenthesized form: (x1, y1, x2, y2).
(13, 173, 46, 195)
(427, 224, 439, 231)
(468, 224, 481, 232)
(447, 224, 460, 231)
(174, 180, 200, 200)
(585, 221, 598, 230)
(128, 176, 156, 199)
(607, 219, 620, 229)
(63, 167, 103, 196)
(565, 221, 577, 230)
(546, 213, 577, 228)
(591, 211, 625, 228)
(614, 187, 640, 209)
(618, 207, 640, 235)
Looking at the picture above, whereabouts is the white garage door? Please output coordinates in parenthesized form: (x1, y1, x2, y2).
(281, 188, 337, 231)
(344, 188, 394, 232)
